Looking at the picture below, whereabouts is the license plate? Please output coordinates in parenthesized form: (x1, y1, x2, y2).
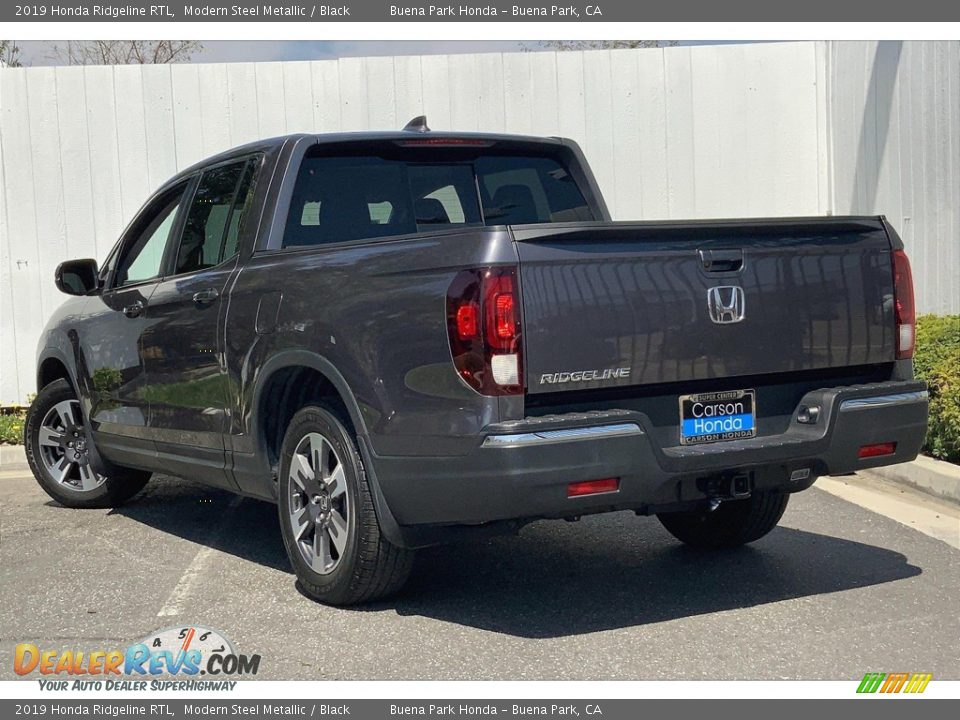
(679, 389, 757, 445)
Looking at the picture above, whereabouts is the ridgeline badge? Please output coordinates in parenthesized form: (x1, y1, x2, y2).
(539, 368, 631, 385)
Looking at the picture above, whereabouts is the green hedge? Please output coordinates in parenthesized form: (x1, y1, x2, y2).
(0, 408, 26, 445)
(915, 314, 960, 463)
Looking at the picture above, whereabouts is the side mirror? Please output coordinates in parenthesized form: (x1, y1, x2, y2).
(55, 259, 100, 296)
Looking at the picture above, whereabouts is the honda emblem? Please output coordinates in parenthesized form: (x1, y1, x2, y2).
(707, 286, 746, 324)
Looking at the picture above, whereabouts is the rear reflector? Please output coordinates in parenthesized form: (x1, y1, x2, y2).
(567, 478, 620, 498)
(858, 442, 897, 459)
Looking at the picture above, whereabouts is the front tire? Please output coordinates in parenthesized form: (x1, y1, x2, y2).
(657, 491, 789, 549)
(277, 404, 414, 606)
(25, 379, 151, 508)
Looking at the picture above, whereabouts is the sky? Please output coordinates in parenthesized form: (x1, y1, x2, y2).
(15, 40, 539, 65)
(12, 40, 748, 66)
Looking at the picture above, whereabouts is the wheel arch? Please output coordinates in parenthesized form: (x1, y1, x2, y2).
(251, 349, 370, 467)
(250, 350, 407, 546)
(36, 350, 76, 395)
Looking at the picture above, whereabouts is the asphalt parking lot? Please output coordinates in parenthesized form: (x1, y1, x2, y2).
(1, 464, 959, 681)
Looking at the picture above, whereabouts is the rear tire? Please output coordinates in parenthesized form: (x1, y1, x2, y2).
(25, 379, 151, 509)
(657, 491, 789, 549)
(277, 404, 414, 606)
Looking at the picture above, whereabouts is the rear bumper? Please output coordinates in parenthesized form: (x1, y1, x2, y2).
(370, 380, 928, 532)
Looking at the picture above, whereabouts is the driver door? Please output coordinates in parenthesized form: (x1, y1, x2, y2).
(139, 157, 259, 489)
(80, 181, 190, 468)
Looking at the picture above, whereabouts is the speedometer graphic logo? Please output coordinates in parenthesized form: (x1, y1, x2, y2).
(139, 625, 235, 671)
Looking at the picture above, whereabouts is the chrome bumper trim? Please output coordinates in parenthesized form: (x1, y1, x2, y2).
(482, 422, 643, 448)
(839, 390, 928, 411)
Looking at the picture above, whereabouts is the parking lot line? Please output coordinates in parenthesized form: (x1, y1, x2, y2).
(157, 496, 243, 617)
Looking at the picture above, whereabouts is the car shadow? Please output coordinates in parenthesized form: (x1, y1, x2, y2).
(103, 477, 292, 573)
(383, 521, 922, 638)
(110, 477, 921, 639)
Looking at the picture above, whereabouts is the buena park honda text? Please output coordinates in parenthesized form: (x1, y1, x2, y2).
(26, 119, 928, 605)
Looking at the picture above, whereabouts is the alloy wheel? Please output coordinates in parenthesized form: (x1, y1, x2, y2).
(37, 400, 106, 492)
(287, 432, 351, 575)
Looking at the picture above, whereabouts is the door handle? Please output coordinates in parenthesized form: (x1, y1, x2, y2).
(122, 300, 145, 318)
(192, 288, 220, 305)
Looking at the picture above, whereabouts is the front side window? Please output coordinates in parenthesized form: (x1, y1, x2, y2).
(114, 185, 186, 288)
(174, 159, 257, 276)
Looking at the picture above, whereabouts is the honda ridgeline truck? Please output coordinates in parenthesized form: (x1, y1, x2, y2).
(26, 120, 929, 605)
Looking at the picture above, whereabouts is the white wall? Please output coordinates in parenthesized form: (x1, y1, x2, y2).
(828, 41, 960, 317)
(0, 41, 956, 405)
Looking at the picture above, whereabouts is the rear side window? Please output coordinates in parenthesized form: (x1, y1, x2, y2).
(282, 150, 592, 248)
(174, 158, 259, 275)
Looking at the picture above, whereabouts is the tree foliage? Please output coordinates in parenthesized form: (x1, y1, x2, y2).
(0, 40, 23, 67)
(531, 40, 679, 51)
(50, 40, 203, 65)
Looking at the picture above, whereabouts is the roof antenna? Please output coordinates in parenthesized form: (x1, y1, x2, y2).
(403, 115, 430, 133)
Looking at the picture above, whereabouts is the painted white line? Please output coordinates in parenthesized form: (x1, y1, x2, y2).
(817, 474, 960, 550)
(157, 496, 243, 618)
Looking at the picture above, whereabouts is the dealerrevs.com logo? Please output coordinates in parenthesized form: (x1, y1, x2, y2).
(15, 625, 260, 690)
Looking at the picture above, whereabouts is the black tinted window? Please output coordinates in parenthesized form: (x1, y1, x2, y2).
(476, 155, 593, 224)
(409, 164, 483, 226)
(285, 158, 484, 247)
(285, 157, 414, 247)
(283, 151, 593, 248)
(175, 159, 256, 275)
(220, 161, 259, 261)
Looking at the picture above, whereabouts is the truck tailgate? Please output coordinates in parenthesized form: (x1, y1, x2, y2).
(514, 218, 895, 395)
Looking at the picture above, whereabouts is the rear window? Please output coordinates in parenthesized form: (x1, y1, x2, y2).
(283, 151, 593, 248)
(476, 155, 594, 225)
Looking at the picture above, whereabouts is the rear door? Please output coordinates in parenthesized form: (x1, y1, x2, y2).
(140, 157, 259, 487)
(514, 220, 896, 395)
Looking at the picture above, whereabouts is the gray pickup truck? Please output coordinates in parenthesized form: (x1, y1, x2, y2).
(26, 119, 928, 605)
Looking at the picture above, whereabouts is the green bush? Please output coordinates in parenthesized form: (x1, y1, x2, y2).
(914, 314, 960, 463)
(0, 408, 26, 445)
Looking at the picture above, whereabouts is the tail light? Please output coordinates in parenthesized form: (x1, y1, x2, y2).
(396, 138, 495, 147)
(892, 249, 915, 359)
(446, 267, 523, 396)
